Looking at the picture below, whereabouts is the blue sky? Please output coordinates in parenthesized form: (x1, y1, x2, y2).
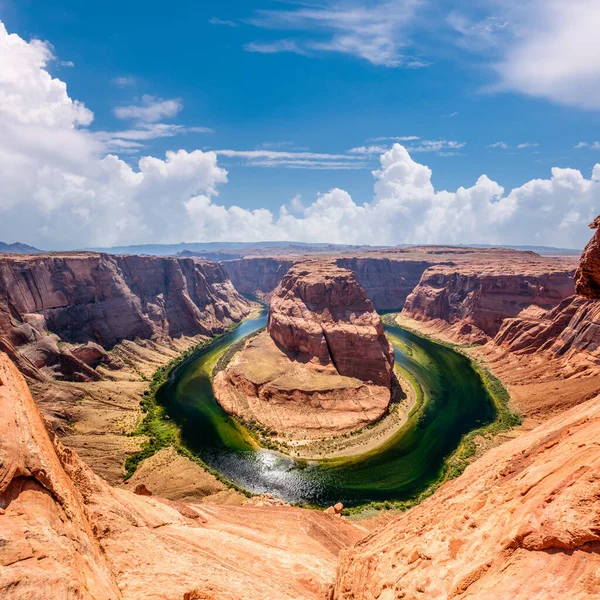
(0, 0, 599, 249)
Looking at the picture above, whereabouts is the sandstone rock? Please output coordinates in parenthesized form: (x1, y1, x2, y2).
(268, 260, 394, 386)
(403, 263, 576, 343)
(0, 351, 367, 599)
(332, 394, 600, 600)
(214, 261, 396, 440)
(133, 483, 152, 496)
(0, 252, 251, 381)
(575, 216, 600, 299)
(213, 330, 393, 439)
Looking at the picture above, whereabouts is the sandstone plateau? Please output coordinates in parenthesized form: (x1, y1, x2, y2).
(214, 261, 396, 439)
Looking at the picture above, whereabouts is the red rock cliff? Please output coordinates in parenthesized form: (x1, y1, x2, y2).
(403, 263, 576, 343)
(268, 261, 394, 387)
(575, 216, 600, 299)
(0, 253, 251, 381)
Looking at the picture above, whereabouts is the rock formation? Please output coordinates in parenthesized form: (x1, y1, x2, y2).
(403, 263, 576, 343)
(0, 350, 366, 599)
(214, 261, 396, 439)
(331, 221, 600, 600)
(575, 216, 600, 299)
(0, 253, 251, 381)
(268, 261, 394, 386)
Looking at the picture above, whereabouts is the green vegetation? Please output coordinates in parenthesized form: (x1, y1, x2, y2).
(123, 322, 253, 494)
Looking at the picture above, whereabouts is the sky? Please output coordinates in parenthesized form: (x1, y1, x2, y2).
(0, 0, 599, 250)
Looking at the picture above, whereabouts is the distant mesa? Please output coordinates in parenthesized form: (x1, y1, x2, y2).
(213, 260, 396, 440)
(0, 241, 41, 254)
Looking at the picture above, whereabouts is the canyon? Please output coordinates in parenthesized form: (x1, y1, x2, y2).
(1, 233, 600, 599)
(214, 261, 397, 440)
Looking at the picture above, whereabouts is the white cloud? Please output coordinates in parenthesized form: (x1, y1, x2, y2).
(245, 40, 307, 55)
(348, 145, 389, 155)
(114, 95, 182, 122)
(517, 142, 539, 149)
(575, 141, 600, 150)
(246, 0, 426, 67)
(95, 123, 212, 152)
(112, 76, 135, 86)
(215, 149, 365, 169)
(0, 21, 599, 251)
(487, 141, 508, 149)
(490, 0, 600, 110)
(209, 17, 238, 27)
(58, 60, 75, 68)
(350, 139, 465, 156)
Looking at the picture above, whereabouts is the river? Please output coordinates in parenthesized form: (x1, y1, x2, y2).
(156, 311, 496, 507)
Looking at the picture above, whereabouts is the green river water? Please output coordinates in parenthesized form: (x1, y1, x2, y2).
(156, 312, 497, 507)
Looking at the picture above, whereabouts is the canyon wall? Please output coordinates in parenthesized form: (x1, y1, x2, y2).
(223, 255, 435, 309)
(403, 263, 577, 343)
(0, 253, 251, 381)
(334, 257, 435, 310)
(223, 257, 295, 300)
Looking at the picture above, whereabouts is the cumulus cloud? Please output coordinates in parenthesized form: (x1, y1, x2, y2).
(487, 141, 508, 150)
(114, 95, 182, 122)
(0, 21, 599, 251)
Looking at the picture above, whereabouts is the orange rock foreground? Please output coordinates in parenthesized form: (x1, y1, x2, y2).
(3, 341, 600, 598)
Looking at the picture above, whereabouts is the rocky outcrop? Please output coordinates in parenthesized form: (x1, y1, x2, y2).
(0, 253, 251, 381)
(403, 264, 576, 343)
(333, 392, 600, 600)
(575, 216, 600, 299)
(214, 261, 396, 440)
(493, 296, 600, 367)
(269, 261, 394, 387)
(0, 350, 366, 599)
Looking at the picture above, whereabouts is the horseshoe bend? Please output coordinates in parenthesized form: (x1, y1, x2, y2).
(0, 232, 599, 598)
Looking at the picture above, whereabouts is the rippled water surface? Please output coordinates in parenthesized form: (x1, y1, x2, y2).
(157, 312, 496, 506)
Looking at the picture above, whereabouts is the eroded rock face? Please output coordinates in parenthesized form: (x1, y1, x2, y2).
(403, 264, 576, 343)
(575, 216, 600, 299)
(268, 261, 394, 386)
(223, 257, 295, 300)
(0, 351, 366, 599)
(0, 253, 251, 381)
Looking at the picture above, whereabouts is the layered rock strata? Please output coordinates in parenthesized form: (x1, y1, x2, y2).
(214, 261, 396, 439)
(0, 253, 251, 381)
(403, 264, 576, 343)
(0, 351, 366, 599)
(575, 216, 600, 299)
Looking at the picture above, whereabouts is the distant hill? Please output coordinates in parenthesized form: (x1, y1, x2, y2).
(0, 241, 41, 254)
(84, 241, 374, 256)
(85, 240, 582, 258)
